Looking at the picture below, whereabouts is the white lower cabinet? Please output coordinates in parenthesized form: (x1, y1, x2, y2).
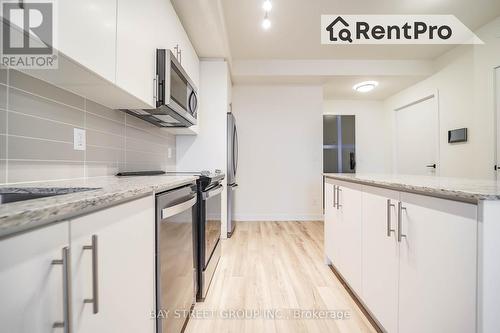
(325, 179, 478, 333)
(335, 182, 363, 295)
(0, 196, 156, 333)
(0, 222, 70, 333)
(397, 192, 477, 333)
(361, 186, 400, 333)
(324, 182, 337, 265)
(70, 196, 156, 333)
(324, 180, 363, 296)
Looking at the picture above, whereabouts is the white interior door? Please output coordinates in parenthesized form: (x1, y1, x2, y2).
(495, 67, 500, 177)
(395, 96, 439, 175)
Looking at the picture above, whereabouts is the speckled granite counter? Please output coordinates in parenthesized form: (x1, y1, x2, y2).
(0, 175, 197, 239)
(324, 173, 500, 203)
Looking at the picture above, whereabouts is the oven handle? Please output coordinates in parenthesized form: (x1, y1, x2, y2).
(202, 184, 224, 200)
(161, 196, 197, 219)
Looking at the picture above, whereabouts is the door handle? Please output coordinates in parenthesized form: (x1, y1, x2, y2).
(83, 235, 99, 314)
(386, 199, 396, 237)
(52, 247, 72, 333)
(426, 164, 437, 168)
(397, 202, 407, 242)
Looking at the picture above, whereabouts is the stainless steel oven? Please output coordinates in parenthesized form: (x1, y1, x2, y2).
(156, 183, 197, 333)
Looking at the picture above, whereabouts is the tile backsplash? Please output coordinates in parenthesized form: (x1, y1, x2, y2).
(0, 69, 176, 184)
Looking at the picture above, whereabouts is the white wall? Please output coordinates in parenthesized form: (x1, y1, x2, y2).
(323, 100, 391, 173)
(176, 60, 231, 235)
(176, 60, 229, 172)
(384, 17, 500, 179)
(231, 85, 323, 221)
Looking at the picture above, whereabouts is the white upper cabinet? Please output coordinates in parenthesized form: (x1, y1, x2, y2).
(116, 0, 199, 108)
(0, 223, 70, 333)
(162, 4, 199, 88)
(116, 0, 162, 108)
(398, 193, 477, 333)
(59, 0, 117, 83)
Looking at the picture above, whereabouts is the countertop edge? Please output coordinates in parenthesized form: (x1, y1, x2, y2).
(0, 177, 198, 240)
(323, 174, 496, 204)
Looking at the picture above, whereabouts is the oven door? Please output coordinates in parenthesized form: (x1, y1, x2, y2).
(202, 184, 223, 268)
(156, 184, 197, 333)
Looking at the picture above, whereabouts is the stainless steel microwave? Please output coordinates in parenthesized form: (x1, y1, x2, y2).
(124, 49, 198, 128)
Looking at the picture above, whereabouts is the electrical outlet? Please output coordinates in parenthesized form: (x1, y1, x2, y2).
(167, 148, 172, 159)
(74, 128, 86, 151)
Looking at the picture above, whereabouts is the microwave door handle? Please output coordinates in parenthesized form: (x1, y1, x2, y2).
(156, 49, 166, 106)
(161, 196, 196, 219)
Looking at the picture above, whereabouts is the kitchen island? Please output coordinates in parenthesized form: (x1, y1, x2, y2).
(323, 173, 500, 333)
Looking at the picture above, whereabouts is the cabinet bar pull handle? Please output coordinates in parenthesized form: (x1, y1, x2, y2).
(333, 185, 336, 208)
(387, 199, 396, 237)
(397, 202, 407, 242)
(83, 235, 99, 314)
(336, 187, 342, 209)
(52, 247, 72, 333)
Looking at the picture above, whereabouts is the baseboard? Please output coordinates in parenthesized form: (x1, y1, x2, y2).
(233, 214, 324, 221)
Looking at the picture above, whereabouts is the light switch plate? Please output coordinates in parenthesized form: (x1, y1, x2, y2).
(74, 128, 86, 151)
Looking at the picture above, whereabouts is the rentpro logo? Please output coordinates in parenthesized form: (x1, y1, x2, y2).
(321, 15, 482, 45)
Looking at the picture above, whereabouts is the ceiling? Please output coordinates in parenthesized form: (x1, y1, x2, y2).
(172, 0, 500, 99)
(323, 76, 426, 100)
(221, 0, 500, 60)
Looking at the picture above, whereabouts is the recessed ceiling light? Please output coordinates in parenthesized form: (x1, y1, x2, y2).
(262, 13, 271, 30)
(353, 81, 379, 93)
(262, 0, 272, 11)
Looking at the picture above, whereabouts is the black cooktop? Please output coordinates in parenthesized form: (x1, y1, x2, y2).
(166, 171, 225, 190)
(116, 170, 225, 190)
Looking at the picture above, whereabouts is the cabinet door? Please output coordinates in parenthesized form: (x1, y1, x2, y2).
(162, 4, 199, 89)
(336, 182, 363, 295)
(0, 223, 69, 333)
(361, 186, 399, 333)
(59, 0, 117, 83)
(324, 182, 336, 263)
(70, 196, 155, 333)
(398, 193, 477, 333)
(116, 0, 166, 108)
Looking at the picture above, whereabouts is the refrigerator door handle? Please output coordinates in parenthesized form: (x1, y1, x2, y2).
(233, 126, 238, 177)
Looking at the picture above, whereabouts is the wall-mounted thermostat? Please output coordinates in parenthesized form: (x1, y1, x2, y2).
(448, 128, 467, 143)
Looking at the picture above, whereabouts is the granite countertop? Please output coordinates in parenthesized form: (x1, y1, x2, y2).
(324, 173, 500, 203)
(0, 175, 198, 239)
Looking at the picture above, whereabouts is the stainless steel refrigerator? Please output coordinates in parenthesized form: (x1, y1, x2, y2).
(227, 112, 238, 237)
(323, 115, 356, 173)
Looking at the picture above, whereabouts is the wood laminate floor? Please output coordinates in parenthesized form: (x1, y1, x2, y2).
(185, 221, 377, 333)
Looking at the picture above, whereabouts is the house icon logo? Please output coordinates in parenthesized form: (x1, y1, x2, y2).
(325, 16, 351, 42)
